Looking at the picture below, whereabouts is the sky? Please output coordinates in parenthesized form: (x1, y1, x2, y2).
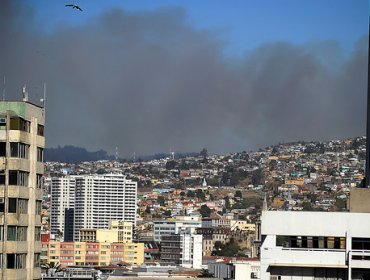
(0, 0, 368, 157)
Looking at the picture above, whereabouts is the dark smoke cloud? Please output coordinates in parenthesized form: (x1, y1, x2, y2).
(0, 1, 367, 156)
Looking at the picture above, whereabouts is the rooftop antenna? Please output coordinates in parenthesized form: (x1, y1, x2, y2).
(22, 85, 28, 102)
(2, 76, 5, 101)
(115, 146, 118, 161)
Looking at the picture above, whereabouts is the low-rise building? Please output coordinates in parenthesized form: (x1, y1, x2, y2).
(43, 241, 144, 267)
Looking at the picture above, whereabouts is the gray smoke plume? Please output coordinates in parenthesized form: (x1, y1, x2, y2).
(0, 1, 367, 156)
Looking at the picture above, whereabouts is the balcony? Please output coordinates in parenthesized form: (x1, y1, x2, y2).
(349, 250, 370, 269)
(264, 247, 347, 268)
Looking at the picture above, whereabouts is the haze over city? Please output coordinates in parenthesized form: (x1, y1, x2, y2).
(0, 0, 368, 157)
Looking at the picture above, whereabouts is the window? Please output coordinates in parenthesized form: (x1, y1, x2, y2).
(276, 235, 345, 249)
(0, 172, 5, 185)
(34, 253, 40, 267)
(0, 225, 4, 241)
(0, 142, 5, 156)
(17, 227, 27, 241)
(7, 226, 16, 241)
(10, 117, 30, 132)
(352, 238, 370, 250)
(7, 253, 26, 269)
(9, 170, 29, 186)
(8, 198, 17, 213)
(35, 227, 41, 241)
(0, 198, 4, 212)
(19, 199, 28, 214)
(7, 226, 27, 241)
(37, 147, 44, 162)
(37, 124, 44, 136)
(36, 200, 42, 215)
(10, 142, 29, 159)
(36, 174, 43, 189)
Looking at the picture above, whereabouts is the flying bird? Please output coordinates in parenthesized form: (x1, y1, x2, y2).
(65, 4, 82, 11)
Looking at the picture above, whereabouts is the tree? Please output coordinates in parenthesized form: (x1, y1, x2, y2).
(145, 206, 151, 214)
(235, 190, 243, 199)
(187, 190, 195, 197)
(163, 210, 172, 217)
(158, 196, 165, 206)
(196, 189, 206, 201)
(335, 198, 346, 211)
(199, 204, 212, 217)
(224, 196, 231, 210)
(212, 239, 241, 257)
(165, 160, 176, 170)
(251, 169, 264, 185)
(301, 201, 313, 211)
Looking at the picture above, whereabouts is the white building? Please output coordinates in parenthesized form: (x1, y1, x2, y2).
(74, 174, 137, 240)
(153, 215, 201, 241)
(208, 260, 260, 280)
(50, 174, 137, 241)
(260, 211, 370, 280)
(160, 229, 203, 269)
(50, 176, 76, 238)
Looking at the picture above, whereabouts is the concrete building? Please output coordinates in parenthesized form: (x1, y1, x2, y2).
(153, 216, 201, 242)
(160, 229, 202, 269)
(196, 227, 230, 256)
(50, 174, 137, 241)
(79, 220, 133, 243)
(74, 174, 137, 240)
(44, 240, 144, 267)
(109, 220, 134, 243)
(260, 211, 370, 279)
(0, 100, 45, 279)
(208, 260, 260, 280)
(50, 176, 75, 240)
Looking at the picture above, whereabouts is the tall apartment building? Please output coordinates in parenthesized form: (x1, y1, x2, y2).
(50, 176, 75, 240)
(74, 174, 137, 240)
(50, 174, 137, 241)
(0, 100, 45, 280)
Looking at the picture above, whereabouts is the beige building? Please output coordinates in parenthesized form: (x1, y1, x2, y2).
(80, 220, 133, 243)
(0, 100, 45, 279)
(44, 241, 144, 267)
(109, 220, 133, 243)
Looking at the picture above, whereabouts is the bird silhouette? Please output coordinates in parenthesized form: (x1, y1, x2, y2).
(65, 4, 82, 11)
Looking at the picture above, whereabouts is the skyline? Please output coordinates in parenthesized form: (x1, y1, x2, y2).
(0, 0, 368, 156)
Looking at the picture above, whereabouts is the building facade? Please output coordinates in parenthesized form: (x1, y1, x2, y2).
(50, 176, 75, 239)
(160, 229, 202, 269)
(44, 240, 144, 267)
(79, 221, 133, 243)
(153, 216, 201, 242)
(261, 211, 370, 280)
(50, 174, 137, 241)
(0, 100, 45, 279)
(74, 174, 137, 241)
